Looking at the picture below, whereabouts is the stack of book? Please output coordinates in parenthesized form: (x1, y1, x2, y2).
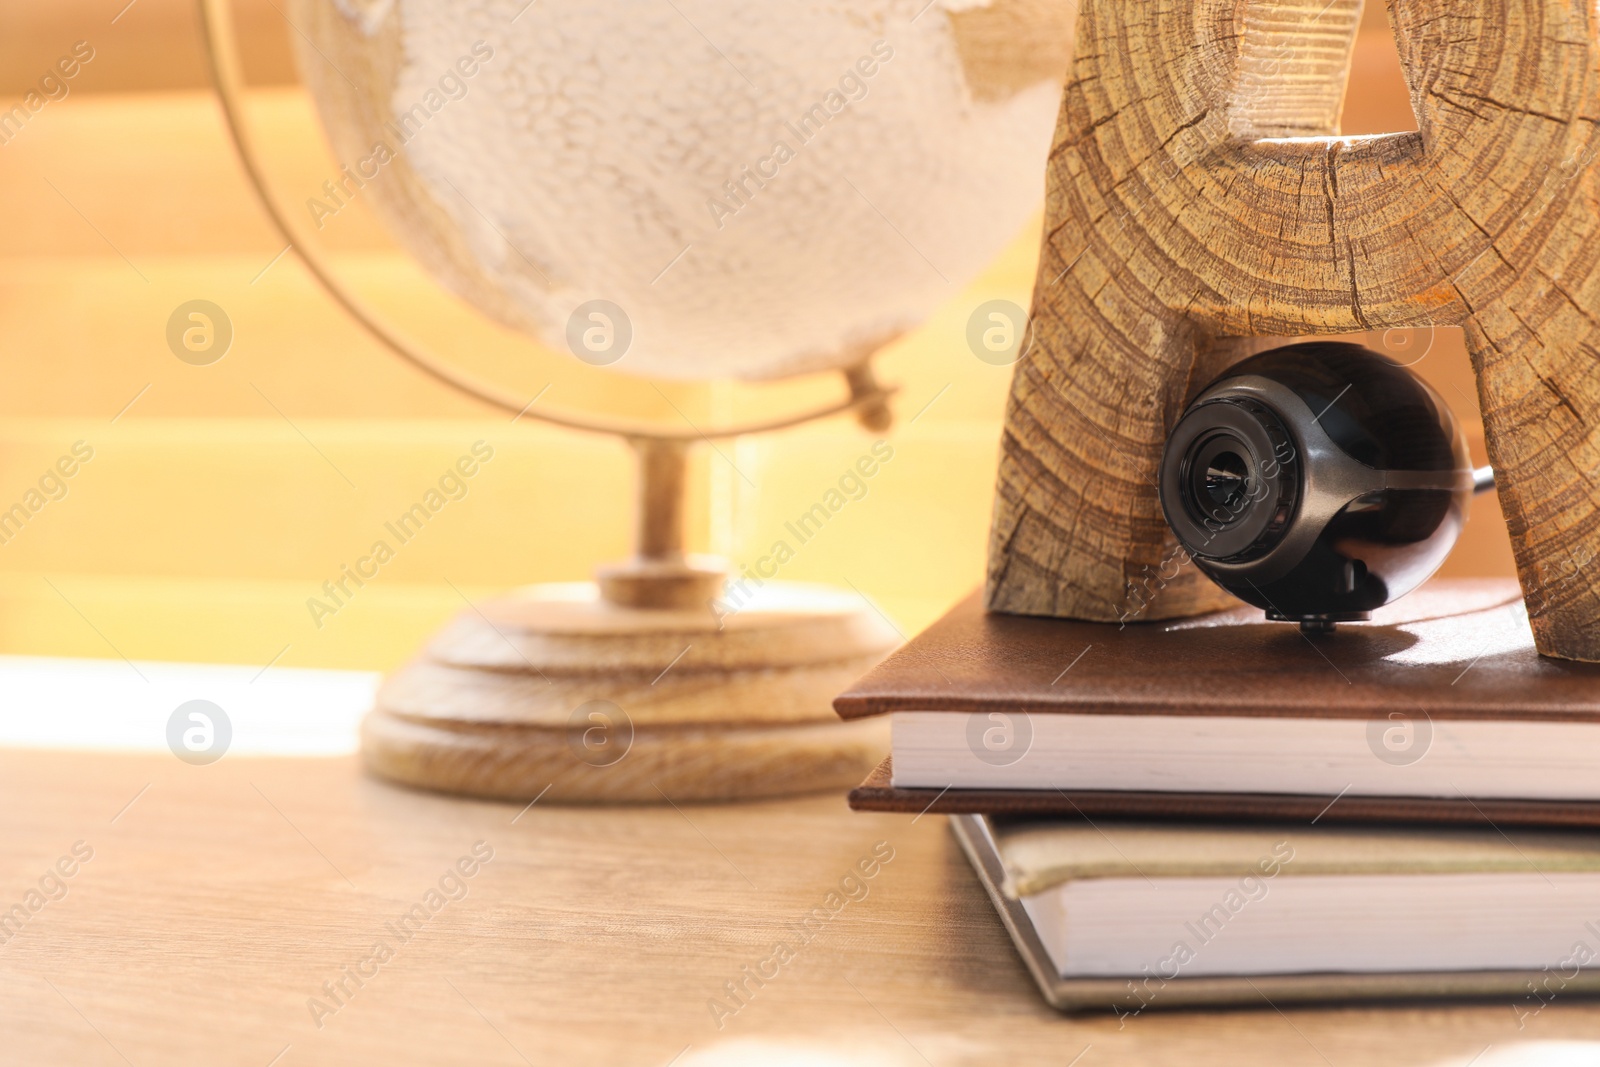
(834, 579, 1600, 1012)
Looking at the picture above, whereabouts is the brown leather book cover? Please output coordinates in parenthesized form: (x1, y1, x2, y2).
(836, 579, 1600, 826)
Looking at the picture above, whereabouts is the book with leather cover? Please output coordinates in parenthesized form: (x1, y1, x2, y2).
(837, 579, 1600, 826)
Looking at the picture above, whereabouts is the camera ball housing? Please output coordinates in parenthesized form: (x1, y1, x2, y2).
(1158, 341, 1476, 630)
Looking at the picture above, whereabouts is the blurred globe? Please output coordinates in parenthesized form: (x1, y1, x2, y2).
(290, 0, 1074, 380)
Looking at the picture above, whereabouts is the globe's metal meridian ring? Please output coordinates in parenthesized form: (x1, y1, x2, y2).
(196, 0, 896, 442)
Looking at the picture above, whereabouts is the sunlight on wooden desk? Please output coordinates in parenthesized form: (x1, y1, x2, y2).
(5, 744, 1600, 1065)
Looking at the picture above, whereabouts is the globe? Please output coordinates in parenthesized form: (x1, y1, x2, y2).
(217, 0, 1081, 802)
(288, 0, 1074, 381)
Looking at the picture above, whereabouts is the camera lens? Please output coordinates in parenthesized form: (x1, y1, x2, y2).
(1205, 452, 1248, 508)
(1161, 398, 1298, 563)
(1186, 436, 1252, 524)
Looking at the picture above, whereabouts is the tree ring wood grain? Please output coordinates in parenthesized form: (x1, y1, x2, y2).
(988, 0, 1600, 661)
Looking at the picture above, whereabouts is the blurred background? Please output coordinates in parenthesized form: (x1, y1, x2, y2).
(0, 0, 1514, 673)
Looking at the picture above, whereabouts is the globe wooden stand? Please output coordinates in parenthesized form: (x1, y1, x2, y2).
(362, 438, 899, 802)
(361, 585, 897, 803)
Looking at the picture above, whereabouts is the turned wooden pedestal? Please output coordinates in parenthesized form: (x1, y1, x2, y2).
(363, 581, 896, 802)
(363, 439, 898, 802)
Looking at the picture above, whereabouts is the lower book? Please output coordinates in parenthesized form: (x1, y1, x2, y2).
(954, 813, 1600, 1014)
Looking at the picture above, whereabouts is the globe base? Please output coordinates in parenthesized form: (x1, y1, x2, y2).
(360, 580, 898, 803)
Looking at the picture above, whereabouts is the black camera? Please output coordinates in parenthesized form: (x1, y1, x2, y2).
(1158, 341, 1491, 632)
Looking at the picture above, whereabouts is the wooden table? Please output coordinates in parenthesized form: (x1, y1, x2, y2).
(2, 748, 1595, 1066)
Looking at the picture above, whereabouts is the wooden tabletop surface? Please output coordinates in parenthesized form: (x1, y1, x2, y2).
(2, 748, 1595, 1067)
